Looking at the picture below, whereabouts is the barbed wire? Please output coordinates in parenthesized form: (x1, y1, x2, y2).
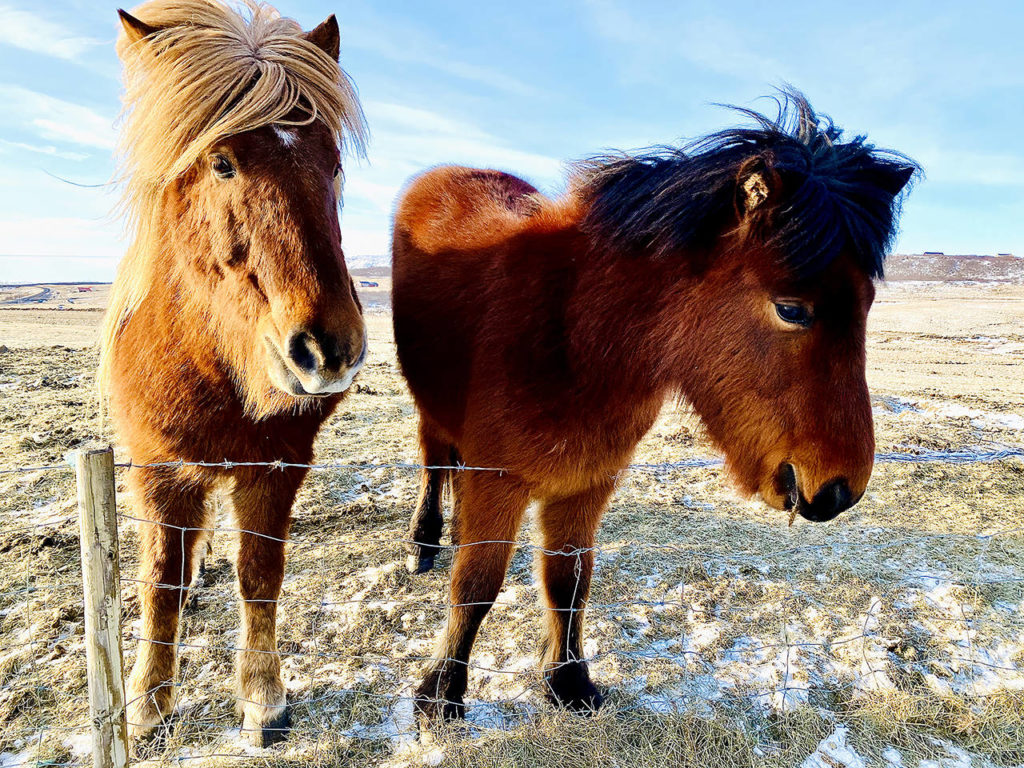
(2, 443, 1023, 477)
(3, 442, 1023, 765)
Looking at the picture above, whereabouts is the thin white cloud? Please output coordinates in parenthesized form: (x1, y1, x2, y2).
(368, 102, 491, 141)
(0, 138, 89, 161)
(582, 0, 787, 84)
(345, 21, 536, 96)
(0, 4, 103, 60)
(339, 101, 565, 260)
(0, 85, 115, 149)
(340, 228, 392, 262)
(0, 216, 122, 259)
(362, 100, 563, 185)
(0, 255, 119, 283)
(343, 177, 401, 214)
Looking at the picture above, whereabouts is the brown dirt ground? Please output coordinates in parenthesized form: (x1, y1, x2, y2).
(0, 283, 1022, 768)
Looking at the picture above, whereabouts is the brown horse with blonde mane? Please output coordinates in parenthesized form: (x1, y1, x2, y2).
(392, 91, 917, 722)
(102, 0, 367, 746)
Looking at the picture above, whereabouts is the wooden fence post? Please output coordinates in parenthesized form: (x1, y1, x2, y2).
(74, 445, 128, 768)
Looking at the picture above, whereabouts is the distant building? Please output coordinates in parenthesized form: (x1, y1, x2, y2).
(358, 280, 379, 288)
(77, 286, 93, 292)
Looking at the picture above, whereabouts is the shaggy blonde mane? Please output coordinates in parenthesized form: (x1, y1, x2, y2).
(100, 0, 368, 390)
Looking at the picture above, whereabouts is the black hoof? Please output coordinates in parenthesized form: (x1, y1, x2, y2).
(414, 672, 465, 728)
(405, 542, 440, 574)
(544, 665, 604, 714)
(414, 693, 465, 727)
(246, 706, 290, 748)
(130, 722, 171, 759)
(405, 553, 436, 574)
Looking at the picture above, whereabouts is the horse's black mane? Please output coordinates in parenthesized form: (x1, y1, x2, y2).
(578, 89, 919, 279)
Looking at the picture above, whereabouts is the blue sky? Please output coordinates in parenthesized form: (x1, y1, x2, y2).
(0, 0, 1022, 283)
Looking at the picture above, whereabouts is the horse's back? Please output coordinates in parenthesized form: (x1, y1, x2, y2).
(394, 165, 541, 255)
(392, 167, 542, 439)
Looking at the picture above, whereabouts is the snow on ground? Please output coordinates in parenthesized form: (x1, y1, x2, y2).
(801, 726, 866, 768)
(874, 394, 1024, 433)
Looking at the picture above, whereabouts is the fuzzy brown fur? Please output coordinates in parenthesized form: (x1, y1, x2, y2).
(102, 0, 367, 747)
(392, 103, 915, 721)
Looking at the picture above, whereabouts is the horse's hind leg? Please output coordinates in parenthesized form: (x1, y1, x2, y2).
(406, 421, 450, 573)
(537, 480, 615, 712)
(230, 467, 305, 747)
(184, 526, 214, 614)
(415, 472, 530, 723)
(448, 447, 464, 545)
(125, 467, 208, 740)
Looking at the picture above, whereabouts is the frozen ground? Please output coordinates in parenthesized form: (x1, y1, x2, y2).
(1, 283, 1022, 767)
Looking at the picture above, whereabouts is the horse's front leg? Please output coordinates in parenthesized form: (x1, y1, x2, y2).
(537, 479, 615, 712)
(415, 472, 530, 724)
(125, 467, 208, 740)
(230, 467, 306, 747)
(406, 420, 451, 573)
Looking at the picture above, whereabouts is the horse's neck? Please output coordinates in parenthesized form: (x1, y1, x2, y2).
(564, 242, 679, 407)
(133, 230, 242, 377)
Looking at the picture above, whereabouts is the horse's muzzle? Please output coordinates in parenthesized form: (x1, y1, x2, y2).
(264, 327, 366, 397)
(777, 464, 858, 522)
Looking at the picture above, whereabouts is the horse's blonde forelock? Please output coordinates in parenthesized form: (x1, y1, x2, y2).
(100, 0, 367, 394)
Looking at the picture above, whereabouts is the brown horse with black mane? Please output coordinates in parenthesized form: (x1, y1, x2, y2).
(392, 92, 917, 722)
(101, 0, 367, 746)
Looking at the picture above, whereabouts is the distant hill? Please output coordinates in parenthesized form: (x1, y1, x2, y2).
(349, 253, 1024, 284)
(885, 253, 1023, 283)
(345, 253, 390, 271)
(350, 266, 391, 278)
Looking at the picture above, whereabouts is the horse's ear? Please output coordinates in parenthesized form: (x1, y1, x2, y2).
(305, 14, 340, 61)
(735, 156, 778, 217)
(117, 9, 159, 44)
(871, 164, 916, 197)
(740, 172, 771, 213)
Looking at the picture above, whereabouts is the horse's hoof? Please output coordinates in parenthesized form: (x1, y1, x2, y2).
(544, 667, 604, 714)
(414, 693, 465, 728)
(128, 720, 168, 754)
(406, 552, 436, 574)
(126, 688, 171, 742)
(414, 673, 465, 727)
(243, 704, 290, 748)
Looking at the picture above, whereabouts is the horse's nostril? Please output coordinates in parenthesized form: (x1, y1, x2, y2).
(285, 328, 352, 375)
(318, 332, 344, 372)
(287, 332, 319, 374)
(811, 478, 854, 519)
(282, 326, 363, 379)
(775, 463, 799, 510)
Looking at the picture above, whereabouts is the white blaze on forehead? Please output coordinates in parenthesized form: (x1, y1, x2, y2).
(273, 126, 297, 147)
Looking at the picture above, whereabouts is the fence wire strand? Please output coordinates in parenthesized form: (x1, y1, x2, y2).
(2, 447, 1023, 765)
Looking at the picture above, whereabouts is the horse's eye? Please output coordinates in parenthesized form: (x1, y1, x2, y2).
(775, 302, 812, 327)
(211, 154, 236, 179)
(333, 163, 341, 178)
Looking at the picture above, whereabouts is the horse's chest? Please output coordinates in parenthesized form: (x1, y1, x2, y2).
(514, 403, 660, 492)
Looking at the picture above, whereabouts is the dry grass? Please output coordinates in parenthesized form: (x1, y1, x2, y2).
(1, 283, 1023, 767)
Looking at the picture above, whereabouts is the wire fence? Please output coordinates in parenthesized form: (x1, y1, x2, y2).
(4, 443, 1024, 476)
(1, 444, 1023, 767)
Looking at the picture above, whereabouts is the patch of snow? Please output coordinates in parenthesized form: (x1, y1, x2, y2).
(966, 336, 1024, 356)
(920, 738, 982, 767)
(800, 726, 866, 768)
(1, 752, 34, 768)
(920, 400, 1024, 432)
(877, 395, 923, 415)
(62, 731, 91, 757)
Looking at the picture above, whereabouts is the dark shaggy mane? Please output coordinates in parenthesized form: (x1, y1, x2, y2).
(576, 88, 919, 279)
